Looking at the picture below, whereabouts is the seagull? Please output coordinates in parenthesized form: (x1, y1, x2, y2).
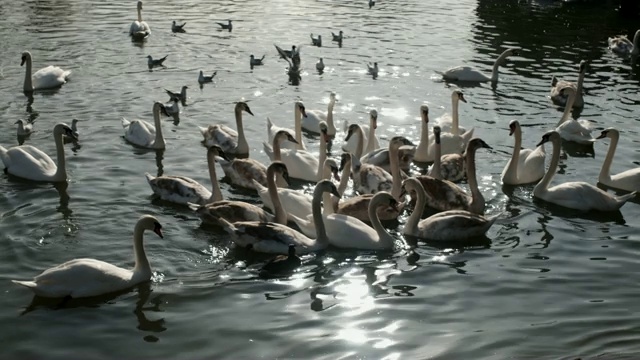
(310, 33, 322, 47)
(316, 58, 325, 72)
(147, 55, 168, 68)
(276, 45, 297, 59)
(198, 70, 217, 84)
(331, 30, 343, 42)
(367, 62, 379, 77)
(160, 99, 180, 117)
(171, 20, 186, 33)
(250, 54, 265, 69)
(369, 0, 375, 9)
(15, 119, 34, 136)
(164, 85, 188, 103)
(217, 20, 232, 31)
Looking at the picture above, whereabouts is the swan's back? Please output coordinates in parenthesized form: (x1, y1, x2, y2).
(193, 201, 274, 226)
(355, 164, 392, 195)
(417, 210, 497, 241)
(146, 173, 212, 206)
(266, 118, 299, 151)
(0, 145, 57, 181)
(540, 181, 635, 211)
(556, 119, 593, 144)
(219, 158, 268, 189)
(201, 124, 238, 152)
(442, 66, 490, 82)
(32, 65, 71, 90)
(123, 119, 155, 147)
(325, 213, 385, 250)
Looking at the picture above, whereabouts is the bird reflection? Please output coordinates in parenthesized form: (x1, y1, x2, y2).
(310, 286, 338, 311)
(155, 149, 165, 177)
(54, 181, 72, 219)
(133, 282, 167, 336)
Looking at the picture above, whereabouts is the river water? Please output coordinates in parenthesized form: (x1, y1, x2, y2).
(1, 0, 640, 358)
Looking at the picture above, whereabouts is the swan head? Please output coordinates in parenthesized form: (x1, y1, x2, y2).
(390, 136, 414, 150)
(20, 51, 31, 66)
(53, 123, 78, 141)
(314, 179, 341, 199)
(295, 101, 307, 117)
(339, 152, 351, 172)
(324, 158, 340, 181)
(402, 177, 424, 197)
(508, 120, 520, 136)
(138, 214, 163, 239)
(420, 105, 429, 123)
(345, 123, 362, 141)
(319, 121, 330, 142)
(596, 128, 619, 140)
(537, 131, 560, 147)
(369, 109, 378, 129)
(235, 101, 254, 116)
(578, 60, 588, 74)
(467, 138, 492, 154)
(275, 129, 298, 145)
(329, 91, 337, 101)
(453, 89, 467, 103)
(137, 1, 143, 10)
(433, 125, 441, 144)
(208, 144, 230, 161)
(269, 161, 291, 185)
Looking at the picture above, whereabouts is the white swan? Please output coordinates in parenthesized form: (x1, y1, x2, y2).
(267, 101, 307, 151)
(343, 109, 380, 155)
(200, 102, 254, 156)
(264, 122, 329, 182)
(146, 145, 225, 206)
(416, 138, 491, 214)
(347, 123, 414, 174)
(595, 128, 640, 192)
(0, 123, 76, 182)
(216, 180, 340, 254)
(12, 215, 163, 298)
(403, 178, 499, 241)
(608, 30, 640, 57)
(301, 92, 337, 136)
(550, 60, 587, 108)
(534, 131, 636, 211)
(441, 48, 518, 82)
(428, 126, 466, 183)
(501, 120, 546, 185)
(21, 51, 71, 92)
(130, 0, 151, 40)
(122, 102, 165, 149)
(413, 105, 471, 163)
(15, 119, 34, 136)
(434, 89, 470, 135)
(555, 87, 593, 144)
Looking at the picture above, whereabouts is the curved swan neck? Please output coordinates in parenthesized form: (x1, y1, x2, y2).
(432, 134, 442, 179)
(599, 131, 619, 183)
(466, 145, 485, 211)
(327, 99, 336, 134)
(368, 195, 393, 246)
(338, 157, 351, 195)
(557, 91, 577, 126)
(452, 96, 460, 135)
(491, 50, 510, 82)
(235, 106, 248, 153)
(316, 134, 328, 179)
(506, 124, 522, 182)
(272, 135, 282, 160)
(267, 167, 287, 224)
(404, 182, 424, 234)
(534, 135, 561, 196)
(152, 105, 165, 148)
(294, 106, 304, 150)
(23, 55, 33, 92)
(53, 128, 68, 181)
(389, 144, 402, 200)
(132, 222, 151, 276)
(207, 150, 223, 202)
(311, 187, 329, 243)
(354, 126, 364, 159)
(366, 119, 376, 153)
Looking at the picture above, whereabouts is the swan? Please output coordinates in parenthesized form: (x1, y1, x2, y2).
(21, 51, 71, 92)
(122, 102, 166, 149)
(555, 87, 593, 144)
(534, 131, 636, 211)
(216, 180, 340, 254)
(441, 48, 518, 82)
(130, 0, 151, 40)
(501, 120, 546, 185)
(347, 123, 414, 174)
(264, 122, 329, 182)
(12, 215, 163, 298)
(267, 101, 307, 151)
(434, 89, 470, 135)
(216, 155, 269, 191)
(15, 119, 34, 136)
(343, 109, 380, 155)
(595, 128, 640, 192)
(403, 178, 499, 241)
(145, 145, 226, 206)
(550, 60, 587, 108)
(428, 126, 466, 182)
(199, 101, 254, 156)
(608, 30, 640, 57)
(416, 138, 492, 214)
(413, 105, 471, 163)
(0, 123, 76, 182)
(301, 92, 337, 136)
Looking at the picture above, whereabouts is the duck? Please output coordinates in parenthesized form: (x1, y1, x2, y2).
(129, 0, 151, 40)
(147, 55, 168, 69)
(215, 180, 340, 254)
(434, 89, 471, 135)
(301, 92, 337, 136)
(0, 123, 77, 182)
(21, 51, 71, 92)
(367, 62, 379, 77)
(534, 131, 636, 211)
(250, 55, 265, 69)
(428, 126, 466, 183)
(343, 109, 380, 155)
(259, 244, 302, 277)
(266, 101, 307, 151)
(346, 123, 413, 174)
(416, 138, 492, 214)
(550, 60, 587, 108)
(310, 33, 322, 47)
(608, 30, 640, 57)
(145, 145, 226, 206)
(217, 20, 232, 31)
(164, 85, 187, 103)
(501, 119, 546, 185)
(122, 102, 166, 149)
(199, 101, 254, 156)
(441, 48, 518, 82)
(171, 20, 186, 33)
(316, 58, 325, 72)
(12, 215, 163, 298)
(403, 178, 499, 241)
(15, 119, 34, 137)
(263, 122, 329, 182)
(198, 70, 217, 84)
(555, 87, 593, 145)
(595, 128, 640, 192)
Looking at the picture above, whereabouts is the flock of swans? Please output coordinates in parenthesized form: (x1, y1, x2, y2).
(3, 2, 640, 300)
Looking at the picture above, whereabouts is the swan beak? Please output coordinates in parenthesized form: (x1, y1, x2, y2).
(595, 132, 606, 140)
(246, 108, 254, 116)
(153, 224, 164, 239)
(332, 169, 341, 182)
(536, 139, 546, 147)
(21, 57, 26, 66)
(509, 127, 515, 136)
(330, 186, 341, 199)
(344, 128, 353, 142)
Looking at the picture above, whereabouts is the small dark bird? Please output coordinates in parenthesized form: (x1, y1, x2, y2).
(250, 54, 265, 69)
(310, 33, 322, 47)
(331, 30, 343, 42)
(260, 244, 301, 277)
(171, 20, 186, 33)
(217, 20, 232, 31)
(147, 55, 168, 68)
(198, 70, 217, 84)
(369, 0, 375, 9)
(164, 85, 188, 103)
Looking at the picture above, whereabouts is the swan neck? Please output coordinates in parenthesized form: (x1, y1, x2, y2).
(132, 222, 151, 277)
(207, 150, 223, 202)
(389, 144, 402, 200)
(337, 158, 351, 195)
(153, 106, 165, 148)
(416, 116, 430, 158)
(599, 133, 618, 183)
(576, 68, 586, 93)
(405, 184, 425, 235)
(316, 136, 327, 179)
(267, 167, 287, 224)
(535, 137, 561, 196)
(365, 122, 376, 153)
(235, 107, 248, 153)
(368, 196, 392, 246)
(53, 128, 68, 181)
(506, 126, 522, 182)
(452, 97, 460, 135)
(294, 106, 304, 150)
(327, 100, 336, 134)
(312, 188, 328, 244)
(273, 136, 282, 160)
(23, 56, 33, 92)
(557, 92, 577, 126)
(355, 127, 364, 158)
(432, 136, 442, 179)
(466, 146, 484, 211)
(491, 51, 509, 82)
(322, 192, 335, 215)
(137, 7, 143, 23)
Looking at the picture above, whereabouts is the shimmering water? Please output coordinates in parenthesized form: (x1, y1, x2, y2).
(1, 0, 640, 358)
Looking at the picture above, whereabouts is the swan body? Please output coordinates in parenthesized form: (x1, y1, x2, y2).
(15, 119, 34, 136)
(301, 92, 337, 136)
(21, 51, 71, 92)
(200, 102, 254, 155)
(12, 215, 163, 298)
(0, 123, 76, 182)
(555, 87, 593, 144)
(608, 30, 640, 57)
(534, 131, 636, 211)
(501, 120, 546, 185)
(130, 1, 150, 40)
(414, 105, 471, 163)
(217, 156, 268, 191)
(122, 102, 166, 149)
(441, 48, 518, 82)
(198, 70, 217, 84)
(595, 128, 640, 192)
(403, 178, 498, 241)
(267, 101, 307, 151)
(550, 60, 587, 108)
(343, 109, 380, 155)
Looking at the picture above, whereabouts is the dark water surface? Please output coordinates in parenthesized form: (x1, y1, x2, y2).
(1, 0, 640, 358)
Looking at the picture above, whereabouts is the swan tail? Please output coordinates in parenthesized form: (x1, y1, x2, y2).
(198, 126, 210, 136)
(121, 117, 130, 128)
(12, 280, 37, 289)
(263, 141, 274, 159)
(187, 202, 202, 212)
(617, 191, 638, 203)
(144, 172, 155, 184)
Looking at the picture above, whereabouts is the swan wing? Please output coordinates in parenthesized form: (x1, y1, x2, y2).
(606, 168, 640, 192)
(441, 66, 490, 82)
(325, 214, 389, 250)
(219, 158, 268, 189)
(227, 221, 316, 254)
(417, 176, 470, 212)
(31, 66, 71, 90)
(266, 118, 297, 150)
(516, 146, 546, 184)
(202, 124, 239, 152)
(556, 120, 593, 144)
(146, 173, 211, 205)
(279, 149, 319, 181)
(194, 201, 273, 225)
(0, 145, 57, 180)
(356, 164, 392, 195)
(123, 119, 155, 147)
(544, 182, 632, 211)
(301, 110, 327, 133)
(415, 211, 496, 241)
